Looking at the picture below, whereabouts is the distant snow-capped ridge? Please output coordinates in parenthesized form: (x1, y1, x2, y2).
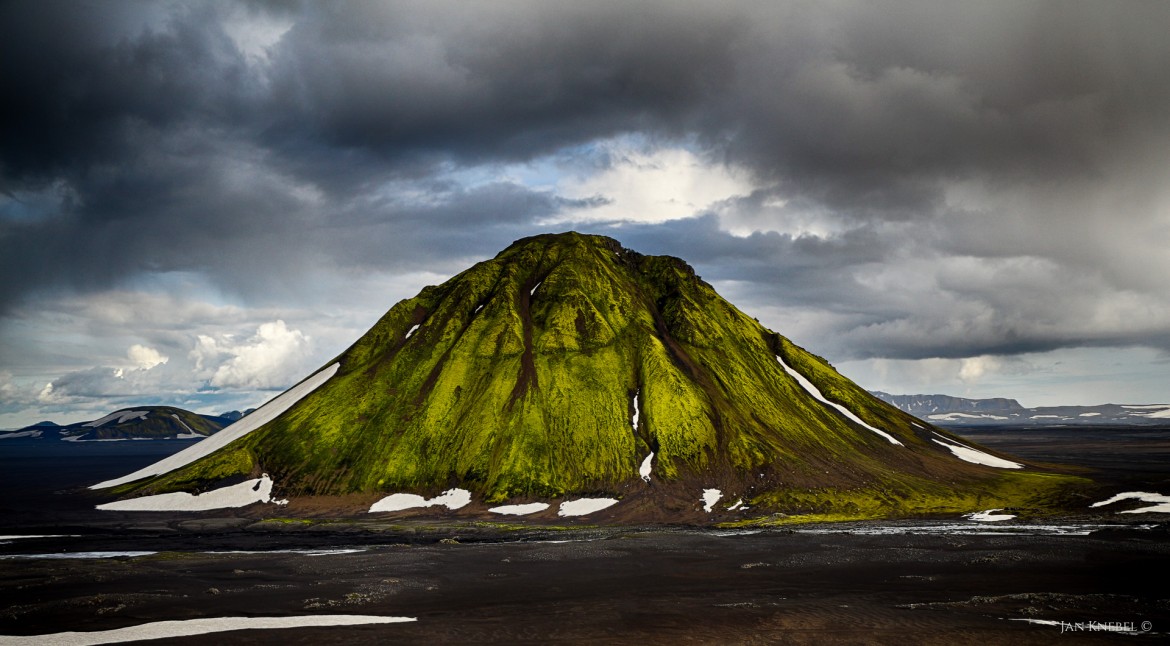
(870, 392, 1170, 426)
(0, 406, 232, 441)
(869, 392, 1026, 415)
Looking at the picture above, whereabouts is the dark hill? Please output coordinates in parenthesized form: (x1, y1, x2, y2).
(6, 407, 227, 441)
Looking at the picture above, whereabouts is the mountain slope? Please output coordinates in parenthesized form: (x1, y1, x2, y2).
(97, 233, 1081, 521)
(2, 407, 228, 441)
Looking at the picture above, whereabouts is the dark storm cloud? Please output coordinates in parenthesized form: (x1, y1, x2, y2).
(262, 2, 741, 164)
(2, 0, 1169, 366)
(716, 1, 1170, 222)
(0, 0, 744, 309)
(0, 1, 254, 182)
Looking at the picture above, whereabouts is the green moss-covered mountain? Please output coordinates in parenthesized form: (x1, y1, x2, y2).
(117, 232, 1082, 519)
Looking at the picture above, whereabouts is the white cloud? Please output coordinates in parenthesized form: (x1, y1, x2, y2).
(127, 344, 168, 370)
(0, 285, 366, 427)
(839, 346, 1169, 407)
(192, 320, 312, 390)
(958, 355, 999, 383)
(221, 5, 294, 66)
(548, 141, 754, 225)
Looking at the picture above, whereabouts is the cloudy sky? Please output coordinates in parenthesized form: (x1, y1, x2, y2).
(2, 1, 1169, 427)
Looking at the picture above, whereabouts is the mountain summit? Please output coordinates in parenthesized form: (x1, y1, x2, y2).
(95, 233, 1076, 521)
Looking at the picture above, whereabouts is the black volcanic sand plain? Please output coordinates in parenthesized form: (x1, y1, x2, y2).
(2, 427, 1170, 644)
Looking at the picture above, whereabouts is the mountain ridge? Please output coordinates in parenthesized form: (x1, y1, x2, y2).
(871, 391, 1170, 426)
(0, 406, 231, 441)
(94, 233, 1083, 523)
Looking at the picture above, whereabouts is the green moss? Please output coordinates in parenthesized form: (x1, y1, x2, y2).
(722, 471, 1089, 527)
(114, 232, 1088, 520)
(469, 521, 581, 532)
(254, 517, 316, 526)
(138, 445, 256, 494)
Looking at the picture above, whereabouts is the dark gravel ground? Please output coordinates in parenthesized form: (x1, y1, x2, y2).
(1, 426, 1168, 644)
(2, 524, 1168, 644)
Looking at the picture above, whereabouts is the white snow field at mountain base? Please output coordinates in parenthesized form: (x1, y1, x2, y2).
(558, 498, 619, 516)
(0, 552, 158, 560)
(775, 356, 902, 445)
(90, 363, 340, 490)
(1091, 491, 1170, 514)
(368, 488, 472, 513)
(0, 615, 416, 646)
(931, 434, 1022, 469)
(702, 488, 722, 513)
(96, 476, 285, 512)
(967, 509, 1016, 522)
(489, 502, 550, 515)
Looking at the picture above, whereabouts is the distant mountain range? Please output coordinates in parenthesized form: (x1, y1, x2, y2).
(0, 406, 252, 441)
(871, 392, 1170, 426)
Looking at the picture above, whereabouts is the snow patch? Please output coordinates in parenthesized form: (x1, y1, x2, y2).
(404, 324, 420, 340)
(639, 452, 654, 483)
(530, 281, 542, 296)
(775, 355, 902, 445)
(171, 414, 203, 438)
(795, 523, 1138, 537)
(558, 498, 619, 516)
(0, 535, 78, 543)
(369, 488, 472, 513)
(84, 410, 149, 428)
(0, 551, 157, 560)
(91, 363, 340, 489)
(932, 434, 1022, 469)
(213, 548, 366, 556)
(631, 390, 640, 430)
(1078, 412, 1102, 417)
(97, 475, 280, 512)
(967, 509, 1015, 522)
(1137, 407, 1170, 419)
(0, 430, 42, 439)
(0, 615, 416, 645)
(727, 499, 744, 511)
(702, 488, 722, 513)
(473, 304, 484, 314)
(927, 412, 1008, 421)
(369, 494, 428, 512)
(1090, 491, 1170, 514)
(489, 502, 550, 516)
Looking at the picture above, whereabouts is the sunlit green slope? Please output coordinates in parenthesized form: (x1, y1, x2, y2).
(126, 233, 1079, 514)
